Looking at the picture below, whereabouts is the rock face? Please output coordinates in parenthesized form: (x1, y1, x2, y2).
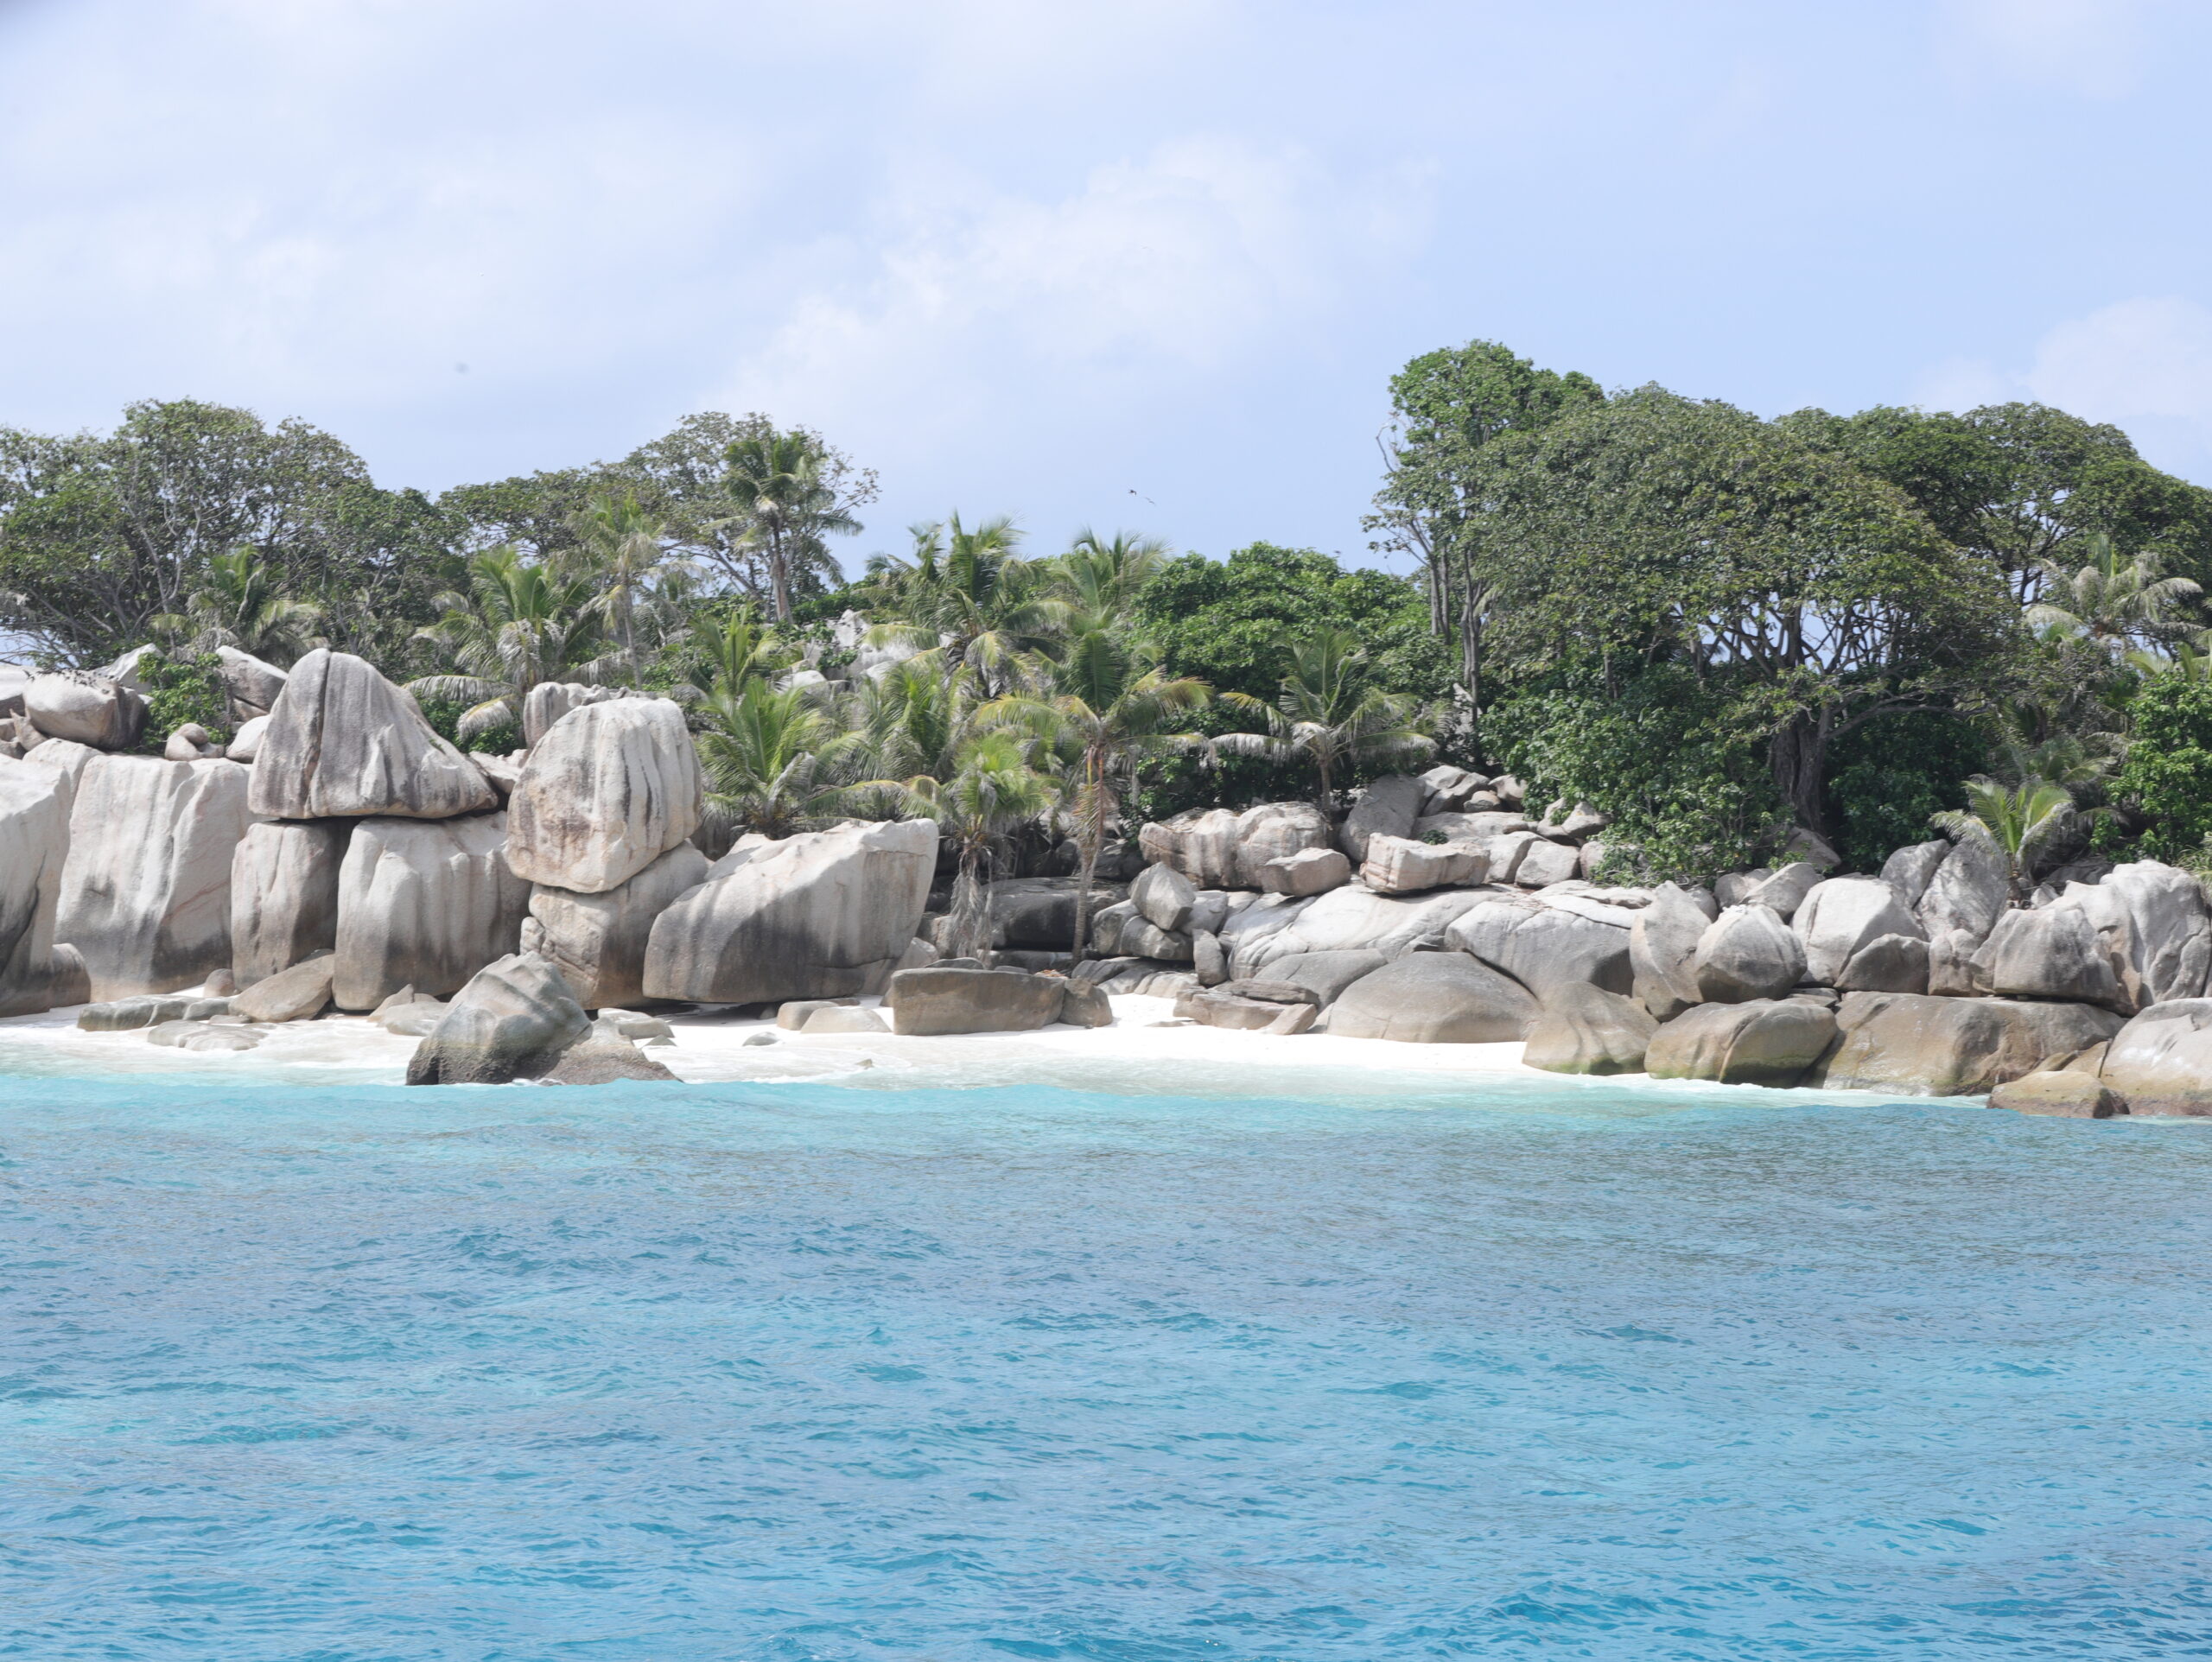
(1793, 877, 1923, 986)
(232, 954, 334, 1023)
(521, 843, 709, 1011)
(1325, 951, 1540, 1043)
(1522, 982, 1657, 1075)
(523, 682, 624, 748)
(1363, 835, 1488, 895)
(1630, 883, 1710, 1020)
(1258, 847, 1351, 897)
(1836, 933, 1930, 994)
(1511, 839, 1582, 888)
(24, 672, 146, 750)
(886, 966, 1066, 1035)
(2098, 999, 2212, 1116)
(1743, 862, 1822, 919)
(1446, 898, 1632, 999)
(1132, 863, 1197, 931)
(1987, 1070, 2120, 1118)
(230, 820, 349, 986)
(404, 952, 591, 1085)
(216, 646, 289, 721)
(1814, 992, 2122, 1096)
(58, 755, 251, 999)
(543, 1026, 683, 1083)
(1339, 775, 1425, 863)
(225, 715, 270, 762)
(984, 878, 1122, 950)
(332, 813, 530, 1010)
(1974, 906, 2127, 1010)
(1692, 905, 1806, 1004)
(250, 650, 497, 821)
(1916, 837, 2008, 946)
(0, 757, 73, 1017)
(1139, 802, 1333, 889)
(1257, 948, 1388, 1005)
(643, 819, 937, 1006)
(1882, 840, 1949, 909)
(1120, 918, 1193, 961)
(1230, 886, 1490, 977)
(503, 698, 703, 893)
(1646, 999, 1838, 1088)
(2053, 861, 2212, 1012)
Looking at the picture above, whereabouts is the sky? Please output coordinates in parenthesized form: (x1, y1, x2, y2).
(2, 0, 2210, 579)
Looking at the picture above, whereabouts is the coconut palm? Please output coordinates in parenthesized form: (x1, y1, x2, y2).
(2026, 533, 2203, 659)
(570, 491, 666, 669)
(1932, 776, 2077, 906)
(867, 514, 1066, 693)
(407, 546, 622, 740)
(1052, 528, 1171, 617)
(695, 680, 852, 841)
(666, 607, 801, 703)
(899, 730, 1060, 963)
(153, 547, 323, 665)
(721, 430, 862, 623)
(1216, 626, 1434, 810)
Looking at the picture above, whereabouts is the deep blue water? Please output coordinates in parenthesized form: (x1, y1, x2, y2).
(3, 1067, 2211, 1660)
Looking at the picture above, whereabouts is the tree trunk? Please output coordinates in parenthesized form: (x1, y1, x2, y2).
(1070, 757, 1108, 963)
(950, 855, 988, 964)
(1768, 709, 1834, 836)
(768, 526, 793, 624)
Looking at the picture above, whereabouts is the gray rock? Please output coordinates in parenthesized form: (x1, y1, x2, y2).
(23, 671, 145, 749)
(215, 645, 289, 722)
(0, 754, 73, 1017)
(1120, 918, 1194, 961)
(1187, 890, 1231, 938)
(225, 714, 270, 763)
(1814, 991, 2123, 1096)
(1416, 810, 1534, 847)
(373, 995, 451, 1038)
(741, 1031, 777, 1047)
(1645, 999, 1837, 1088)
(1927, 926, 1993, 998)
(164, 723, 216, 761)
(58, 755, 251, 1000)
(332, 813, 530, 1009)
(1192, 929, 1228, 986)
(1692, 905, 1806, 1004)
(147, 1018, 264, 1053)
(1419, 764, 1484, 810)
(79, 994, 199, 1031)
(1629, 882, 1709, 1020)
(644, 820, 937, 1005)
(471, 752, 522, 801)
(1132, 862, 1197, 931)
(1219, 978, 1323, 1006)
(1744, 861, 1821, 920)
(1095, 962, 1199, 998)
(594, 1008, 673, 1039)
(1490, 774, 1527, 808)
(1513, 839, 1582, 888)
(230, 820, 349, 987)
(94, 644, 157, 690)
(1324, 951, 1540, 1043)
(1173, 989, 1318, 1033)
(1987, 1071, 2120, 1117)
(802, 1005, 890, 1035)
(1088, 898, 1136, 956)
(2054, 860, 2212, 1012)
(1339, 774, 1424, 862)
(204, 967, 238, 999)
(542, 1031, 682, 1082)
(1713, 869, 1772, 909)
(1363, 834, 1488, 895)
(44, 942, 88, 1008)
(1881, 840, 1949, 910)
(1836, 932, 1930, 993)
(777, 997, 858, 1030)
(520, 843, 709, 1011)
(985, 877, 1122, 950)
(251, 650, 497, 821)
(1522, 981, 1657, 1075)
(1253, 948, 1387, 1005)
(404, 951, 591, 1085)
(1916, 836, 2009, 946)
(1259, 847, 1351, 897)
(1058, 980, 1114, 1027)
(232, 954, 334, 1023)
(2096, 999, 2212, 1116)
(503, 698, 704, 893)
(1974, 905, 2126, 1010)
(1138, 802, 1333, 889)
(886, 966, 1065, 1035)
(1446, 897, 1631, 999)
(522, 681, 624, 748)
(1230, 885, 1491, 978)
(1793, 876, 1924, 986)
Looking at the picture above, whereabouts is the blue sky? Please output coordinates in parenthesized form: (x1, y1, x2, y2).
(3, 0, 2209, 579)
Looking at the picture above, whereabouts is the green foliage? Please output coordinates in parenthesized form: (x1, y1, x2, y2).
(1822, 713, 1988, 874)
(134, 650, 229, 752)
(2113, 674, 2212, 861)
(413, 695, 518, 755)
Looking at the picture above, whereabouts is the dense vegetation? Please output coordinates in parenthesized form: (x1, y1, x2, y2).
(9, 342, 2212, 893)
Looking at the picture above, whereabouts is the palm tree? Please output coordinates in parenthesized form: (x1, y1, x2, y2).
(1052, 528, 1170, 616)
(2026, 533, 2203, 660)
(1216, 627, 1435, 810)
(666, 606, 800, 703)
(695, 680, 851, 840)
(570, 491, 666, 669)
(722, 430, 862, 623)
(868, 514, 1066, 692)
(899, 730, 1059, 963)
(1932, 776, 2077, 906)
(407, 546, 622, 740)
(153, 548, 323, 664)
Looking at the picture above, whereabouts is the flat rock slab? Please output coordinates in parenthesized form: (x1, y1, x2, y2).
(886, 967, 1065, 1036)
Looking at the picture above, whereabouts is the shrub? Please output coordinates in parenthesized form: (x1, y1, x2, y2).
(134, 650, 229, 752)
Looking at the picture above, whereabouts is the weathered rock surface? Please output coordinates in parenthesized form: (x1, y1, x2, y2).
(163, 723, 217, 761)
(1927, 927, 1993, 998)
(504, 698, 703, 893)
(251, 650, 497, 821)
(232, 954, 334, 1023)
(1256, 948, 1388, 1005)
(1629, 882, 1710, 1021)
(59, 755, 251, 999)
(643, 819, 937, 1006)
(1881, 840, 1949, 909)
(216, 645, 289, 722)
(230, 820, 349, 986)
(1692, 905, 1806, 1005)
(78, 993, 228, 1031)
(22, 738, 96, 791)
(523, 681, 625, 748)
(1416, 810, 1530, 845)
(1814, 992, 2122, 1096)
(886, 966, 1066, 1034)
(1836, 932, 1930, 994)
(1192, 929, 1228, 985)
(1916, 836, 2008, 946)
(1324, 951, 1540, 1043)
(1087, 898, 1136, 956)
(1446, 897, 1632, 999)
(543, 1026, 683, 1082)
(1742, 862, 1821, 919)
(1257, 847, 1351, 897)
(225, 714, 270, 763)
(801, 1005, 890, 1035)
(1231, 885, 1490, 977)
(0, 757, 72, 1017)
(1363, 834, 1488, 895)
(1987, 1070, 2120, 1117)
(2052, 860, 2212, 1012)
(1132, 863, 1197, 931)
(777, 997, 857, 1030)
(404, 952, 591, 1085)
(520, 843, 709, 1011)
(1793, 876, 1924, 986)
(1974, 905, 2127, 1010)
(1339, 774, 1425, 862)
(23, 671, 146, 750)
(1522, 982, 1657, 1075)
(985, 877, 1122, 950)
(1645, 999, 1838, 1088)
(1139, 802, 1333, 889)
(1173, 989, 1318, 1034)
(333, 813, 530, 1009)
(1511, 838, 1581, 888)
(1119, 917, 1193, 961)
(1058, 980, 1113, 1027)
(2097, 999, 2212, 1116)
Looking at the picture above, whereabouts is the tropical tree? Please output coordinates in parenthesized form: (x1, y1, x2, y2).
(1932, 776, 2077, 905)
(867, 514, 1067, 692)
(695, 680, 850, 841)
(407, 546, 620, 739)
(1217, 627, 1433, 809)
(570, 491, 668, 668)
(900, 730, 1059, 963)
(721, 428, 863, 623)
(151, 546, 323, 664)
(1052, 527, 1171, 617)
(2024, 532, 2204, 660)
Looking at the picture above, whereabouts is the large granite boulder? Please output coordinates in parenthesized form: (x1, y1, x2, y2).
(1339, 775, 1425, 863)
(1881, 840, 1949, 909)
(251, 650, 497, 821)
(543, 1021, 683, 1082)
(1139, 802, 1332, 890)
(503, 698, 703, 893)
(1258, 847, 1351, 897)
(1131, 862, 1196, 931)
(215, 646, 289, 722)
(404, 951, 590, 1085)
(232, 954, 334, 1023)
(1230, 885, 1491, 977)
(1793, 877, 1923, 986)
(521, 843, 709, 1011)
(1324, 951, 1539, 1043)
(1446, 896, 1631, 999)
(230, 820, 349, 986)
(1363, 835, 1488, 895)
(24, 671, 145, 750)
(2097, 999, 2212, 1116)
(1740, 862, 1822, 920)
(1813, 991, 2122, 1096)
(1692, 905, 1806, 1004)
(0, 756, 73, 1017)
(1258, 948, 1388, 1005)
(1508, 837, 1581, 888)
(1974, 905, 2127, 1010)
(1629, 882, 1710, 1021)
(332, 813, 530, 1009)
(886, 966, 1066, 1034)
(2052, 860, 2212, 1012)
(522, 681, 624, 748)
(1522, 981, 1656, 1075)
(1645, 999, 1837, 1088)
(57, 755, 251, 999)
(642, 818, 937, 1005)
(984, 877, 1122, 951)
(1836, 933, 1929, 994)
(1987, 1070, 2121, 1118)
(1916, 836, 2008, 946)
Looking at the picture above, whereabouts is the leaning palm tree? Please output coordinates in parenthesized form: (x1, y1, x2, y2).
(407, 546, 623, 740)
(1216, 627, 1434, 810)
(722, 430, 862, 623)
(898, 731, 1059, 963)
(2026, 533, 2204, 660)
(1932, 776, 2077, 907)
(570, 491, 666, 669)
(153, 548, 323, 665)
(694, 680, 853, 841)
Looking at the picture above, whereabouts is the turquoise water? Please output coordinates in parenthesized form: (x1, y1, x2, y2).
(3, 1067, 2210, 1659)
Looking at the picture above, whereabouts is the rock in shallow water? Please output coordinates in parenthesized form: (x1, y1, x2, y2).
(1522, 982, 1656, 1076)
(1645, 999, 1836, 1088)
(404, 952, 590, 1085)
